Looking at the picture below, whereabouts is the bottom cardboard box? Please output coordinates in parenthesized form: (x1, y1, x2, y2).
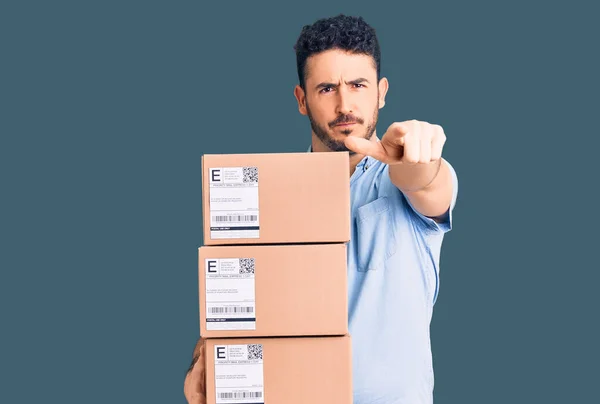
(204, 335, 352, 404)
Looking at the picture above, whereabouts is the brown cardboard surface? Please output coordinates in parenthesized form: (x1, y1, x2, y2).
(201, 152, 350, 245)
(205, 335, 352, 404)
(199, 243, 348, 338)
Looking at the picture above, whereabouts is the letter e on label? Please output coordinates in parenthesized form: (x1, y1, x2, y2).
(216, 346, 226, 359)
(207, 260, 217, 273)
(211, 169, 221, 182)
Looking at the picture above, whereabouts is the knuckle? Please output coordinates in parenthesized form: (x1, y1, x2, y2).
(407, 129, 418, 138)
(404, 156, 419, 164)
(436, 125, 446, 138)
(434, 130, 446, 142)
(391, 122, 403, 132)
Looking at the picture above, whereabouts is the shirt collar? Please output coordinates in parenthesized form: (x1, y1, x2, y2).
(307, 144, 372, 172)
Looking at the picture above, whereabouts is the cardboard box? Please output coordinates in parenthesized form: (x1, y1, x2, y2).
(199, 243, 348, 338)
(201, 152, 350, 245)
(204, 335, 352, 404)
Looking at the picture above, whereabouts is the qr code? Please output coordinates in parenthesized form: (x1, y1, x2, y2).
(239, 258, 255, 274)
(242, 167, 258, 183)
(248, 344, 263, 360)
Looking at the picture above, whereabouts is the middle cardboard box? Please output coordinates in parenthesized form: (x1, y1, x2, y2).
(198, 243, 348, 338)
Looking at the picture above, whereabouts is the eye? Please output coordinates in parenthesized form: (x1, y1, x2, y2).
(353, 83, 365, 88)
(320, 87, 333, 94)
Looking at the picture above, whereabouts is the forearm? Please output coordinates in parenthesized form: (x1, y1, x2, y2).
(184, 336, 207, 403)
(389, 158, 442, 193)
(187, 336, 204, 373)
(390, 158, 453, 219)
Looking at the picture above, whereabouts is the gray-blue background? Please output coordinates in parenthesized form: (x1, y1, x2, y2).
(1, 1, 598, 403)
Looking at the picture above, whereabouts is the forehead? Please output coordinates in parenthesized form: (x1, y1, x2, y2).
(305, 49, 377, 84)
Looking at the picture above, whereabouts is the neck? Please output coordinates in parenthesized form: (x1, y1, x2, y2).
(311, 132, 379, 176)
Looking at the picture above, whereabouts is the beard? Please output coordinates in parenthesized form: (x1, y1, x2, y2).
(306, 100, 379, 155)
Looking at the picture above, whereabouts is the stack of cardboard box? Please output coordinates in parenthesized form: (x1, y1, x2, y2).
(198, 151, 352, 404)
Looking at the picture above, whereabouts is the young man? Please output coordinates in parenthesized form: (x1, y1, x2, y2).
(185, 14, 458, 404)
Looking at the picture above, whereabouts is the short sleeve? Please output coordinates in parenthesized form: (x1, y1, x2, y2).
(403, 158, 459, 234)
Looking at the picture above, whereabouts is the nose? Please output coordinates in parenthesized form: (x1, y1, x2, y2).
(335, 87, 353, 115)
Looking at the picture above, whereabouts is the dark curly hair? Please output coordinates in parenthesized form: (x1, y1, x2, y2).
(293, 14, 381, 90)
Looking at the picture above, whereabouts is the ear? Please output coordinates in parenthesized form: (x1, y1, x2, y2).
(294, 85, 307, 115)
(378, 77, 389, 109)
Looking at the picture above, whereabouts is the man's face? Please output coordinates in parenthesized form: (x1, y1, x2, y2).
(295, 49, 387, 154)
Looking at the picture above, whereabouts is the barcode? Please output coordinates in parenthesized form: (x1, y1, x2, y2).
(213, 215, 258, 222)
(219, 391, 263, 399)
(209, 307, 254, 314)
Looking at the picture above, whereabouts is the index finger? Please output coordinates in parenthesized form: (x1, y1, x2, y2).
(344, 136, 390, 162)
(389, 120, 422, 138)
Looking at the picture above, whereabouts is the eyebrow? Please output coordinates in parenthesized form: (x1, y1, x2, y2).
(315, 77, 370, 90)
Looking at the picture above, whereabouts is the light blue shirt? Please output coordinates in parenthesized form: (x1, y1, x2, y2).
(311, 146, 459, 404)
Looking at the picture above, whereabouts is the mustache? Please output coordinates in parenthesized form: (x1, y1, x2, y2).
(329, 114, 364, 127)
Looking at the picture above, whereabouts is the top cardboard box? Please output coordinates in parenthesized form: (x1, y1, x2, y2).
(201, 152, 350, 245)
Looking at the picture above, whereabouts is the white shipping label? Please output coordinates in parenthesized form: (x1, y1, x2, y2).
(209, 167, 259, 239)
(205, 258, 256, 331)
(214, 344, 264, 404)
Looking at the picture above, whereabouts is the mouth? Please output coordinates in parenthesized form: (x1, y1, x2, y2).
(334, 122, 357, 127)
